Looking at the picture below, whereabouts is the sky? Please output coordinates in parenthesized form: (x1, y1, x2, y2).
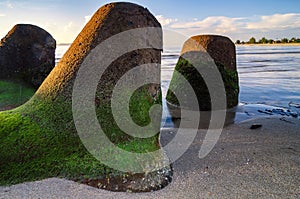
(1, 0, 300, 46)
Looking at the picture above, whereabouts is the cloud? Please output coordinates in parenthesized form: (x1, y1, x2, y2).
(0, 14, 6, 17)
(7, 2, 13, 8)
(0, 0, 13, 8)
(155, 15, 178, 26)
(170, 16, 245, 34)
(246, 13, 300, 31)
(84, 16, 91, 24)
(64, 21, 74, 32)
(158, 13, 300, 42)
(43, 21, 82, 44)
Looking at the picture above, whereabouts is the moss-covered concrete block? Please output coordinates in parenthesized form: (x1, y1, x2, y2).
(0, 24, 56, 88)
(0, 2, 171, 192)
(166, 35, 239, 111)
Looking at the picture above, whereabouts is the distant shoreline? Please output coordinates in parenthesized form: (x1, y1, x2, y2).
(58, 43, 300, 47)
(236, 43, 300, 46)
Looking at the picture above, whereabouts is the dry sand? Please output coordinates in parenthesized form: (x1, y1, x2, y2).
(1, 116, 299, 198)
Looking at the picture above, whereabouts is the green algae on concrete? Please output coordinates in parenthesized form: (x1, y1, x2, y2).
(166, 35, 239, 111)
(0, 99, 106, 185)
(0, 2, 171, 192)
(0, 80, 35, 111)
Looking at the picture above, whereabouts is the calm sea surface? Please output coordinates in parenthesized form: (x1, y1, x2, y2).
(160, 45, 300, 109)
(56, 45, 300, 119)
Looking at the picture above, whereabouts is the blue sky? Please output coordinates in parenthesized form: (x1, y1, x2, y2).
(1, 0, 300, 45)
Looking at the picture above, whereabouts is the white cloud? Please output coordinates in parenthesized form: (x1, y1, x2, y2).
(0, 0, 13, 8)
(2, 11, 297, 45)
(64, 21, 74, 31)
(155, 15, 178, 26)
(246, 13, 300, 30)
(170, 16, 244, 34)
(7, 2, 13, 8)
(159, 13, 300, 42)
(84, 15, 91, 24)
(43, 21, 82, 44)
(166, 13, 300, 33)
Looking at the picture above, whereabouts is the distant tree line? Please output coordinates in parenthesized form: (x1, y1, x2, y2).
(236, 37, 300, 44)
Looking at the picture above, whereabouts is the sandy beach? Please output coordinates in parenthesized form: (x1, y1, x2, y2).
(1, 0, 300, 198)
(1, 115, 299, 198)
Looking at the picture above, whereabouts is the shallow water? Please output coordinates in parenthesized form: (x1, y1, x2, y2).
(237, 45, 300, 108)
(56, 45, 300, 126)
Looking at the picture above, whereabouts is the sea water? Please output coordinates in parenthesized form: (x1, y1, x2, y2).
(237, 45, 300, 107)
(56, 45, 300, 124)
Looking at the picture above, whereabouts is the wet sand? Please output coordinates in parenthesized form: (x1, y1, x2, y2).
(1, 116, 300, 198)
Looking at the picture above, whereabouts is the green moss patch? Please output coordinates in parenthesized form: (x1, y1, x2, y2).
(0, 86, 162, 187)
(0, 80, 35, 111)
(0, 110, 104, 185)
(97, 86, 161, 146)
(166, 57, 239, 110)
